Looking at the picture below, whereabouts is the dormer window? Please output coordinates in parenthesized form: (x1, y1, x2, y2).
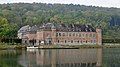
(43, 25, 45, 28)
(86, 25, 88, 28)
(90, 28, 92, 32)
(85, 28, 87, 32)
(79, 29, 81, 32)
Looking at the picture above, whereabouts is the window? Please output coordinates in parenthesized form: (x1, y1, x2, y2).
(77, 41, 79, 43)
(39, 40, 41, 43)
(82, 34, 84, 37)
(93, 34, 96, 37)
(63, 33, 65, 36)
(79, 34, 81, 37)
(91, 40, 96, 43)
(69, 33, 71, 36)
(86, 34, 88, 37)
(25, 40, 27, 43)
(86, 40, 87, 43)
(81, 40, 82, 43)
(56, 33, 59, 36)
(89, 34, 92, 37)
(59, 33, 61, 36)
(58, 40, 59, 43)
(94, 40, 96, 43)
(73, 33, 75, 36)
(65, 40, 67, 43)
(76, 33, 78, 37)
(71, 40, 73, 43)
(91, 40, 93, 43)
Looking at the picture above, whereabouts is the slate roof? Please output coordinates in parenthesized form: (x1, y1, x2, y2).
(28, 25, 39, 33)
(18, 25, 39, 34)
(18, 25, 30, 33)
(18, 23, 96, 34)
(40, 23, 96, 32)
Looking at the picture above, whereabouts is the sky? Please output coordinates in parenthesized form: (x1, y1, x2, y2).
(0, 0, 120, 8)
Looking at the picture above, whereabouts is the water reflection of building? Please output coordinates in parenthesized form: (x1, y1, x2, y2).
(19, 49, 102, 67)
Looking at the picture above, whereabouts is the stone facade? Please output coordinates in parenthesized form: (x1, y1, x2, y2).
(18, 23, 102, 45)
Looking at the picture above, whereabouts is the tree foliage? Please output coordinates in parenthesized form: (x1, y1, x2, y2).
(0, 3, 120, 38)
(0, 17, 17, 38)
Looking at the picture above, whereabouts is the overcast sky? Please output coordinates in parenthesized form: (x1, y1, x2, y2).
(0, 0, 120, 8)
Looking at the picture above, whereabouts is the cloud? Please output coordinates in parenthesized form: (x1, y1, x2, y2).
(0, 0, 9, 3)
(80, 0, 120, 8)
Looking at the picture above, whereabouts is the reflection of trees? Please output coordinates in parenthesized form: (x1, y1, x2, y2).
(0, 50, 22, 67)
(103, 48, 120, 67)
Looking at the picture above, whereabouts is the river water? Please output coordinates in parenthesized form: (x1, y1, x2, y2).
(0, 48, 120, 67)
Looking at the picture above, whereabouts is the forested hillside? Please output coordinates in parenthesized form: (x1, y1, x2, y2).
(0, 3, 120, 38)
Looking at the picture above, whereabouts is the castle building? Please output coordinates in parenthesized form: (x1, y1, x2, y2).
(18, 23, 102, 45)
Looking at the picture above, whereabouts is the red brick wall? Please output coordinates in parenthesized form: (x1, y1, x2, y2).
(33, 28, 102, 45)
(26, 33, 36, 40)
(36, 31, 44, 40)
(96, 29, 102, 45)
(54, 32, 97, 45)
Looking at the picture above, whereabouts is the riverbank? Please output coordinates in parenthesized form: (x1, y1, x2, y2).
(37, 44, 120, 49)
(0, 43, 120, 49)
(0, 43, 26, 50)
(37, 45, 103, 49)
